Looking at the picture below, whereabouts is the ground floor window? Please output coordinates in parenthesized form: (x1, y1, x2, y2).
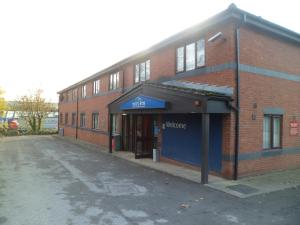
(92, 113, 99, 129)
(112, 114, 117, 134)
(60, 113, 63, 125)
(263, 115, 282, 149)
(72, 113, 76, 126)
(80, 113, 86, 128)
(65, 113, 68, 125)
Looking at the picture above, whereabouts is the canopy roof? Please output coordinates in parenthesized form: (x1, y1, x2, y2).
(108, 81, 233, 114)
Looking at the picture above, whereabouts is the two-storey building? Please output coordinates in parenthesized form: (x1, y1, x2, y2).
(58, 4, 300, 181)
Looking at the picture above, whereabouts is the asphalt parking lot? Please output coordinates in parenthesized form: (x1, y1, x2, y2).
(0, 135, 299, 225)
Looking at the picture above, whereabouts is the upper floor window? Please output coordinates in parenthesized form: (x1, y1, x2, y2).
(72, 88, 77, 101)
(135, 60, 150, 83)
(65, 92, 69, 102)
(93, 79, 100, 95)
(176, 39, 205, 73)
(59, 94, 64, 102)
(81, 85, 86, 98)
(263, 115, 282, 149)
(109, 72, 120, 90)
(67, 91, 72, 102)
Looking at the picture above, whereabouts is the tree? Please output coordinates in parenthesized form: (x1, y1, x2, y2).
(13, 89, 56, 133)
(0, 87, 6, 113)
(0, 88, 6, 131)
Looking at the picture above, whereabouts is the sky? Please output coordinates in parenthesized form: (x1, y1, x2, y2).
(0, 0, 299, 102)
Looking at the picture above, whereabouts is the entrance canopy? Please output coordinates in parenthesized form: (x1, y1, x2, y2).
(108, 80, 233, 114)
(108, 80, 234, 184)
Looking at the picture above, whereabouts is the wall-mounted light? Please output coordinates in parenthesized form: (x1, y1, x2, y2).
(194, 100, 202, 107)
(208, 32, 226, 42)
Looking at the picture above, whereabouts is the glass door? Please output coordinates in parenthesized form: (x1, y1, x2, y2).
(134, 115, 153, 159)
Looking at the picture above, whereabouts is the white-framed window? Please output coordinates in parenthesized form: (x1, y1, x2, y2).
(71, 113, 76, 126)
(186, 43, 196, 71)
(135, 60, 150, 83)
(92, 113, 99, 129)
(59, 113, 63, 125)
(93, 79, 100, 95)
(196, 39, 205, 67)
(67, 91, 72, 102)
(81, 85, 86, 98)
(176, 38, 205, 72)
(176, 47, 184, 72)
(80, 113, 86, 127)
(112, 114, 117, 134)
(72, 88, 77, 100)
(109, 72, 120, 90)
(65, 113, 68, 125)
(263, 115, 282, 149)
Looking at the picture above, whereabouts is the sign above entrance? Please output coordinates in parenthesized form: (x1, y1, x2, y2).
(120, 95, 166, 110)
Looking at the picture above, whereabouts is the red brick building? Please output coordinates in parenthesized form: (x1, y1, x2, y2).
(58, 4, 300, 181)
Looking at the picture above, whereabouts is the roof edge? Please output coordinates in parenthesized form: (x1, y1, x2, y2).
(58, 4, 300, 94)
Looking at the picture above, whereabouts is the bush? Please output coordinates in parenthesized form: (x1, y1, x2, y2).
(21, 129, 58, 136)
(36, 130, 58, 135)
(0, 127, 58, 136)
(6, 129, 19, 136)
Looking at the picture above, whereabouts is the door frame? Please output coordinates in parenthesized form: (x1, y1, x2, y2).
(132, 114, 154, 159)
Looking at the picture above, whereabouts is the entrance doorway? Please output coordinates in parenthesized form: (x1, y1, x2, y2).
(122, 114, 155, 159)
(135, 115, 153, 158)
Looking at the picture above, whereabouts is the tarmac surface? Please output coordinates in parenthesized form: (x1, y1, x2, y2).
(0, 135, 299, 225)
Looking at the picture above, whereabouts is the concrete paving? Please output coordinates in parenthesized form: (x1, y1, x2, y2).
(0, 135, 299, 225)
(58, 135, 300, 198)
(207, 168, 300, 198)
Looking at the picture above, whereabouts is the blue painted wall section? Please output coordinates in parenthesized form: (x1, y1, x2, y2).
(162, 114, 222, 172)
(121, 95, 166, 110)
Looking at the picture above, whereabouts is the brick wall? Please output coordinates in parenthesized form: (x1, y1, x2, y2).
(236, 26, 300, 176)
(240, 26, 300, 75)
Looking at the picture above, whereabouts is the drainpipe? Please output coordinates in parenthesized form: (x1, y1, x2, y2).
(234, 27, 240, 180)
(75, 89, 79, 139)
(109, 113, 113, 153)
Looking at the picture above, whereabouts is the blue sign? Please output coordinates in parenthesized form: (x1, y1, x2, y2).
(120, 95, 166, 110)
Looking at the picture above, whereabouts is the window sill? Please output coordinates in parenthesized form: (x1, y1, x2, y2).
(134, 80, 150, 85)
(262, 148, 283, 157)
(176, 65, 206, 74)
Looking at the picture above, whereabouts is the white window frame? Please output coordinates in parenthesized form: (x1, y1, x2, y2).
(72, 88, 77, 101)
(176, 38, 205, 73)
(263, 115, 282, 149)
(81, 85, 86, 98)
(135, 60, 150, 83)
(71, 113, 76, 126)
(176, 46, 185, 72)
(80, 113, 86, 127)
(93, 79, 100, 95)
(109, 72, 120, 90)
(92, 113, 99, 129)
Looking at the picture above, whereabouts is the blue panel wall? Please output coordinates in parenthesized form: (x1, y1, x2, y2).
(162, 114, 222, 172)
